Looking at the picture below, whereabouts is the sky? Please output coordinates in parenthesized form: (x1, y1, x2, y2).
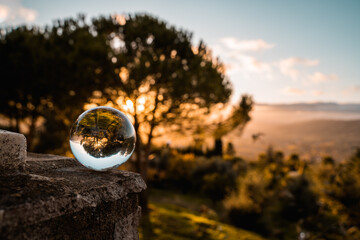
(1, 0, 359, 104)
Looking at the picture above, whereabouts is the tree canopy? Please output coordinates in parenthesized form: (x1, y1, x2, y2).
(1, 14, 232, 152)
(0, 16, 113, 150)
(1, 14, 236, 213)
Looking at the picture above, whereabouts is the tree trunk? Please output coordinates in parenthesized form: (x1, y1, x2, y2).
(133, 110, 150, 215)
(138, 90, 160, 215)
(214, 137, 223, 157)
(27, 113, 37, 151)
(15, 111, 20, 133)
(139, 186, 149, 215)
(138, 125, 156, 215)
(134, 109, 141, 172)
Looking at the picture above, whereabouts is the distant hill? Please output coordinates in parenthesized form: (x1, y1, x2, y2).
(225, 104, 360, 162)
(257, 102, 360, 112)
(273, 119, 360, 140)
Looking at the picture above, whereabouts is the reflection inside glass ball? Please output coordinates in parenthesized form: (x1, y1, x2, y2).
(69, 106, 136, 171)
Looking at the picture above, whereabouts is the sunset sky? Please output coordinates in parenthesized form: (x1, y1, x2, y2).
(1, 0, 359, 104)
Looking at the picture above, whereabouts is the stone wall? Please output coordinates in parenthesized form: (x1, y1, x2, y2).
(0, 130, 146, 240)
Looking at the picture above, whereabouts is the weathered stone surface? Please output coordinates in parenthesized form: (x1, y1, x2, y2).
(114, 206, 142, 240)
(0, 130, 26, 170)
(0, 153, 146, 240)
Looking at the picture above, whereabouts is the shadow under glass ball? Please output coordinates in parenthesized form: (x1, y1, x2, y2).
(69, 106, 136, 171)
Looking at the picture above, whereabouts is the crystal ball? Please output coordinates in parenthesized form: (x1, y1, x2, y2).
(69, 106, 136, 171)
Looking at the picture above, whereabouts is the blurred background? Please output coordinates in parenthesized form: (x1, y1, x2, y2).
(1, 0, 360, 239)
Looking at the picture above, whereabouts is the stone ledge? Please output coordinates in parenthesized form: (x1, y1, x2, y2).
(0, 153, 146, 240)
(0, 130, 26, 171)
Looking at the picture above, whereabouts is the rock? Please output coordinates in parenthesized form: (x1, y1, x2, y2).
(0, 153, 146, 240)
(0, 130, 26, 171)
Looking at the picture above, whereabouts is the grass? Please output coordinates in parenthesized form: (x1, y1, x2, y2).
(139, 189, 267, 240)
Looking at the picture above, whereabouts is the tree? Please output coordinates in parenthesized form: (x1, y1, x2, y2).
(89, 14, 232, 213)
(210, 94, 254, 156)
(0, 15, 113, 152)
(0, 26, 48, 137)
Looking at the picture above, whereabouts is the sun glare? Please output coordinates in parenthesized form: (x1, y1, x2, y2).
(138, 96, 146, 105)
(84, 103, 98, 110)
(119, 67, 129, 83)
(126, 99, 134, 109)
(114, 14, 126, 25)
(137, 104, 145, 112)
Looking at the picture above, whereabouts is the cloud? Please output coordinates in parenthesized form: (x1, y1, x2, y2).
(232, 54, 272, 73)
(211, 38, 274, 79)
(220, 37, 275, 52)
(277, 57, 319, 79)
(309, 72, 338, 84)
(0, 5, 10, 22)
(351, 85, 360, 91)
(18, 6, 37, 22)
(312, 90, 324, 96)
(342, 85, 360, 95)
(0, 0, 37, 25)
(282, 87, 305, 95)
(210, 36, 342, 103)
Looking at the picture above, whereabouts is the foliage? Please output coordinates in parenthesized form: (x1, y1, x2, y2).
(213, 95, 253, 138)
(139, 189, 267, 240)
(0, 15, 113, 151)
(192, 158, 237, 202)
(223, 148, 360, 240)
(205, 94, 254, 156)
(144, 147, 360, 239)
(312, 148, 360, 239)
(148, 150, 242, 201)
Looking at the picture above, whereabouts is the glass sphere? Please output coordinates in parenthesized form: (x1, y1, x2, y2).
(69, 106, 136, 171)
